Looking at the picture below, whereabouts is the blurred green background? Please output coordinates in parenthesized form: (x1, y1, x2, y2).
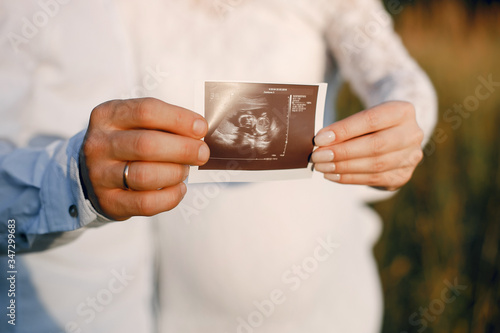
(337, 0, 500, 332)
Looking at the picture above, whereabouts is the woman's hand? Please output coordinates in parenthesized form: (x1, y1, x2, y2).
(312, 101, 424, 191)
(80, 98, 210, 220)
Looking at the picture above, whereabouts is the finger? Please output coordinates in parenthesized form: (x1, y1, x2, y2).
(94, 98, 208, 139)
(110, 130, 210, 165)
(314, 148, 422, 174)
(314, 101, 415, 146)
(100, 161, 189, 191)
(324, 166, 415, 190)
(100, 183, 188, 220)
(316, 124, 418, 162)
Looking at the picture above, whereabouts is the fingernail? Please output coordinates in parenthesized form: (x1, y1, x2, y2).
(314, 131, 336, 146)
(326, 173, 341, 182)
(193, 119, 207, 137)
(198, 144, 210, 162)
(183, 166, 190, 181)
(180, 182, 187, 195)
(311, 150, 334, 163)
(314, 163, 336, 173)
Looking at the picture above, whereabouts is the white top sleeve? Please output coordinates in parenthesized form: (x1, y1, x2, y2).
(322, 0, 438, 202)
(325, 0, 438, 144)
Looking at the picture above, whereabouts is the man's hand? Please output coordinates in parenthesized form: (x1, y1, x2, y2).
(80, 98, 209, 220)
(312, 101, 424, 191)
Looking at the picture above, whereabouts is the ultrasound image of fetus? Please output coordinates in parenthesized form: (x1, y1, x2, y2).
(209, 96, 286, 158)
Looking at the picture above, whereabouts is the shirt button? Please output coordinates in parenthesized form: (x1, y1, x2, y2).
(69, 205, 78, 218)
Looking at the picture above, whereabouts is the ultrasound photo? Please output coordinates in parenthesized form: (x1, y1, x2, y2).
(201, 82, 321, 170)
(190, 81, 326, 183)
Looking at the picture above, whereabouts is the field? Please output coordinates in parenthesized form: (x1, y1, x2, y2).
(337, 1, 500, 332)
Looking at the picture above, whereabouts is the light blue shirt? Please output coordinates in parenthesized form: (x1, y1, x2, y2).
(0, 132, 108, 252)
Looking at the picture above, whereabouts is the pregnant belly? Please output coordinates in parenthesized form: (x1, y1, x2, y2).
(155, 177, 383, 332)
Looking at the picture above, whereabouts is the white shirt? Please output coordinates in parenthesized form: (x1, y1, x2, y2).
(0, 1, 437, 332)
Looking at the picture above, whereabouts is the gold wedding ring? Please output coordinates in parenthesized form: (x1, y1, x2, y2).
(123, 161, 132, 190)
